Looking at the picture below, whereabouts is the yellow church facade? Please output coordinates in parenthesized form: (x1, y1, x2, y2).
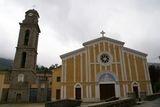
(52, 36, 152, 101)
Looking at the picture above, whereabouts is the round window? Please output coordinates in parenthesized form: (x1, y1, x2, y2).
(98, 52, 112, 65)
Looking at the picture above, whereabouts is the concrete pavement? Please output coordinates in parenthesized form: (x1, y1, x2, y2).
(134, 98, 160, 107)
(0, 103, 45, 107)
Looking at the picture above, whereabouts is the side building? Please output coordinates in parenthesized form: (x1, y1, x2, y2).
(0, 70, 10, 102)
(148, 63, 160, 93)
(52, 35, 152, 101)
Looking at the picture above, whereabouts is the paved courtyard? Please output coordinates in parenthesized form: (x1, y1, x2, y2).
(134, 98, 160, 107)
(1, 98, 160, 107)
(0, 103, 45, 107)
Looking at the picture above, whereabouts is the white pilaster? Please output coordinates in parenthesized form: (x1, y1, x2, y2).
(134, 56, 139, 81)
(80, 53, 83, 82)
(127, 53, 132, 81)
(74, 56, 76, 82)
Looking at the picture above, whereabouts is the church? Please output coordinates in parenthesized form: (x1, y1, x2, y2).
(52, 31, 153, 101)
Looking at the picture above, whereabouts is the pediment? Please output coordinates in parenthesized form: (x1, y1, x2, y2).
(83, 37, 124, 46)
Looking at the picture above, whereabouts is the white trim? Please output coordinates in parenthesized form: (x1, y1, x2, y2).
(83, 37, 124, 46)
(61, 60, 64, 83)
(143, 59, 148, 81)
(88, 47, 91, 82)
(86, 48, 89, 82)
(142, 58, 151, 95)
(121, 49, 128, 97)
(147, 83, 150, 95)
(61, 85, 64, 99)
(95, 83, 100, 99)
(149, 83, 153, 95)
(74, 56, 76, 82)
(114, 47, 121, 80)
(64, 60, 66, 82)
(89, 85, 92, 98)
(123, 47, 147, 57)
(123, 84, 126, 97)
(127, 53, 132, 81)
(144, 59, 153, 94)
(86, 84, 89, 98)
(145, 59, 150, 81)
(64, 85, 66, 99)
(93, 44, 97, 99)
(126, 84, 129, 95)
(80, 53, 83, 82)
(85, 47, 89, 98)
(134, 56, 139, 81)
(122, 50, 127, 81)
(119, 47, 124, 81)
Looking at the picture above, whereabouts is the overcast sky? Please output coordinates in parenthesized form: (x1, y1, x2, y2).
(0, 0, 160, 67)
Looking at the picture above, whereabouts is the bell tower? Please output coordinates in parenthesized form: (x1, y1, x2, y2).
(8, 9, 40, 102)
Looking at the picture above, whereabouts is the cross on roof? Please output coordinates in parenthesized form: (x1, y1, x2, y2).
(100, 30, 105, 37)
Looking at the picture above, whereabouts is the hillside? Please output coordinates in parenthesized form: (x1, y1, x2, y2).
(0, 58, 13, 70)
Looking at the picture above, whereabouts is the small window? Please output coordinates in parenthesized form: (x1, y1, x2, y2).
(24, 30, 30, 45)
(56, 77, 61, 82)
(21, 52, 26, 68)
(50, 82, 52, 85)
(18, 74, 24, 82)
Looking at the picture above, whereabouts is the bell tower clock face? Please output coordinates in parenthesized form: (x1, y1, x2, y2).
(28, 13, 33, 16)
(98, 52, 112, 65)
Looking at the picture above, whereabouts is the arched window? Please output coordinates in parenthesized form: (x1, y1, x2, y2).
(24, 30, 30, 45)
(21, 52, 26, 68)
(18, 74, 24, 82)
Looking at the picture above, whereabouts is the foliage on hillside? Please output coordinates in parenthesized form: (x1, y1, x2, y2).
(0, 58, 13, 70)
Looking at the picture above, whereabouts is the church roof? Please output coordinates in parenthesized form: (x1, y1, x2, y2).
(83, 36, 125, 46)
(123, 47, 147, 57)
(60, 36, 147, 59)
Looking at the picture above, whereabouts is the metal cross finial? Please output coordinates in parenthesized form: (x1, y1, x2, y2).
(100, 30, 105, 37)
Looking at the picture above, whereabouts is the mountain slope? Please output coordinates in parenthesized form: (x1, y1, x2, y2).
(0, 58, 13, 70)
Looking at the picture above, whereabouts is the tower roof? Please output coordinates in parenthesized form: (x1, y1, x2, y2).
(25, 9, 39, 18)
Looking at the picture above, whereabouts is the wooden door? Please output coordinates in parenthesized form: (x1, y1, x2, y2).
(56, 89, 61, 99)
(133, 86, 139, 98)
(75, 88, 81, 100)
(100, 84, 115, 100)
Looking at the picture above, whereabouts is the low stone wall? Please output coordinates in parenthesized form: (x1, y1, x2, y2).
(45, 99, 82, 107)
(87, 98, 136, 107)
(144, 93, 160, 101)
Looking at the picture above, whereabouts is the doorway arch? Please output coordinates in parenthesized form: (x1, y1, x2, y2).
(96, 71, 120, 100)
(74, 83, 82, 100)
(131, 81, 140, 98)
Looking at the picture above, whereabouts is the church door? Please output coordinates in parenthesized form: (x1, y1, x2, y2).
(16, 93, 21, 102)
(133, 86, 139, 98)
(100, 84, 115, 100)
(75, 88, 81, 100)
